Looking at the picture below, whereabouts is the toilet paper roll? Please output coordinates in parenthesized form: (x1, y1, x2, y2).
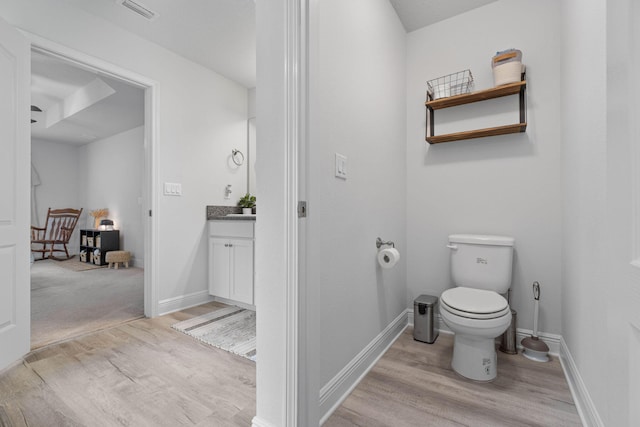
(377, 248, 400, 269)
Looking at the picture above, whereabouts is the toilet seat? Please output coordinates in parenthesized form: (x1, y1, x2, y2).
(441, 287, 509, 320)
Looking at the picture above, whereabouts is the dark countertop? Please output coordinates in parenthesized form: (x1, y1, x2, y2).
(208, 215, 256, 221)
(206, 205, 256, 221)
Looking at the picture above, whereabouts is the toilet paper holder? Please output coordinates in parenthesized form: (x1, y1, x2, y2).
(376, 237, 395, 249)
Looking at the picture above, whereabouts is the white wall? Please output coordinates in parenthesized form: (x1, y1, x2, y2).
(308, 0, 407, 394)
(562, 0, 639, 425)
(30, 139, 81, 253)
(406, 0, 563, 335)
(1, 0, 248, 308)
(560, 0, 608, 423)
(77, 127, 145, 266)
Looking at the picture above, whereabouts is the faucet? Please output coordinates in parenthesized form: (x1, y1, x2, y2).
(224, 184, 232, 199)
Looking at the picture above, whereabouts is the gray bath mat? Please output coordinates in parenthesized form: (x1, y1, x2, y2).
(171, 306, 256, 361)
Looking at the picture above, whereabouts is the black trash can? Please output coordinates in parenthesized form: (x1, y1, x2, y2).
(413, 294, 439, 344)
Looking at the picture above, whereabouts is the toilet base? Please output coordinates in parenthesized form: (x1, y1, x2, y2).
(451, 334, 498, 382)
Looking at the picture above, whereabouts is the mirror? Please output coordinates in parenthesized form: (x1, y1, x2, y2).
(247, 117, 256, 196)
(247, 87, 256, 196)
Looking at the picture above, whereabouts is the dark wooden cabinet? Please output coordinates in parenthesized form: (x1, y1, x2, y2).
(79, 229, 119, 266)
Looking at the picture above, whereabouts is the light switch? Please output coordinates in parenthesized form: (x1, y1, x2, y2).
(335, 153, 347, 180)
(164, 182, 182, 196)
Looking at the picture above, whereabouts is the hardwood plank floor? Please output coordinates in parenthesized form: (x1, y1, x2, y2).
(325, 329, 582, 427)
(0, 302, 255, 427)
(2, 310, 581, 427)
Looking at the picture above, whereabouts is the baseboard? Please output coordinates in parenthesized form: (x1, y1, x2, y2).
(560, 337, 605, 427)
(407, 308, 560, 353)
(158, 290, 214, 316)
(251, 416, 278, 427)
(515, 328, 561, 356)
(407, 308, 453, 335)
(213, 296, 256, 311)
(318, 310, 408, 424)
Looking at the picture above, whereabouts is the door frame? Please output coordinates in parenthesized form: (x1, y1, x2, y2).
(25, 31, 160, 317)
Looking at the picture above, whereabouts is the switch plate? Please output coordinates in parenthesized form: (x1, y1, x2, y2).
(335, 153, 347, 180)
(163, 182, 182, 196)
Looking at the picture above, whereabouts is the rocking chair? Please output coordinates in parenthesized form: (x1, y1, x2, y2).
(31, 208, 83, 261)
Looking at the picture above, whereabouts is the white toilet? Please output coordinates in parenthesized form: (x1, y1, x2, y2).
(440, 234, 514, 382)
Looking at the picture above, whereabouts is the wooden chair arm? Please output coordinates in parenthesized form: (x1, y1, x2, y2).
(31, 226, 46, 240)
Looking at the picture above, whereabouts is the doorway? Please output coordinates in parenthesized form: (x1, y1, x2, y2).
(28, 42, 158, 348)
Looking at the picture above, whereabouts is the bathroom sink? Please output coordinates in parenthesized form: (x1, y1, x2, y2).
(226, 213, 256, 218)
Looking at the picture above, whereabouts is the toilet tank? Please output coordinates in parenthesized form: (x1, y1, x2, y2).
(448, 234, 515, 293)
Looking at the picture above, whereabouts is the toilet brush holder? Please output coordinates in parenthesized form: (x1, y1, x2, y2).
(499, 309, 518, 354)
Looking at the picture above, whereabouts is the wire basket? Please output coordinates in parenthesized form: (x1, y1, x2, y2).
(427, 69, 474, 100)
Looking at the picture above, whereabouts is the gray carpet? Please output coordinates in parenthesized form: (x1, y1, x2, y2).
(172, 306, 256, 361)
(31, 259, 144, 349)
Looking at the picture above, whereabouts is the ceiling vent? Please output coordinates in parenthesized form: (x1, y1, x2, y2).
(115, 0, 158, 21)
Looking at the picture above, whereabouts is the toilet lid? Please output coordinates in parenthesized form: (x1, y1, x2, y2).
(441, 287, 509, 315)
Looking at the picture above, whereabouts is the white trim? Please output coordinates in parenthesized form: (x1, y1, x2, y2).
(284, 0, 306, 425)
(515, 328, 561, 356)
(25, 32, 160, 319)
(212, 296, 255, 312)
(318, 310, 408, 424)
(407, 308, 560, 354)
(251, 417, 279, 427)
(158, 290, 214, 316)
(407, 308, 452, 335)
(560, 337, 605, 427)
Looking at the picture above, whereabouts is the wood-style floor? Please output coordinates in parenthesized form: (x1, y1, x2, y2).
(1, 309, 581, 427)
(0, 302, 255, 427)
(325, 329, 582, 427)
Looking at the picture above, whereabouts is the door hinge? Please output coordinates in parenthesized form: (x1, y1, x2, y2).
(297, 201, 307, 218)
(149, 210, 152, 217)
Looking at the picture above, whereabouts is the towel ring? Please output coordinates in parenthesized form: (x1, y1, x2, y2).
(232, 149, 245, 166)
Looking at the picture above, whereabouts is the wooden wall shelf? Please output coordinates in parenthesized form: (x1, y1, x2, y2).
(425, 76, 527, 144)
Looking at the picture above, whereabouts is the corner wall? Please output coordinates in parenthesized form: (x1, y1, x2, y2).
(560, 0, 608, 424)
(405, 0, 563, 335)
(561, 0, 640, 425)
(307, 0, 407, 404)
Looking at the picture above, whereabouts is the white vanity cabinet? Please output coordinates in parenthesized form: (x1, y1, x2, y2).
(208, 220, 255, 306)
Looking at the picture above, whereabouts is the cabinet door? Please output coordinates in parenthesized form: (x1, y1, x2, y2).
(209, 238, 231, 298)
(229, 238, 254, 305)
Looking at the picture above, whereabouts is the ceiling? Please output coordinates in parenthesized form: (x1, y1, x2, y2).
(389, 0, 499, 33)
(31, 51, 144, 145)
(63, 0, 498, 89)
(31, 0, 498, 145)
(67, 0, 257, 89)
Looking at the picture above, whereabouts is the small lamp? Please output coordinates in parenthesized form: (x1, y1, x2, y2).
(99, 219, 114, 231)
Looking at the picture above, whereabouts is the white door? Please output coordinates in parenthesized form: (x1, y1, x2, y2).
(209, 237, 230, 299)
(0, 16, 31, 371)
(229, 238, 254, 305)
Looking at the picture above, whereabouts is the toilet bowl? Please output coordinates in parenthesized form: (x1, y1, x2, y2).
(440, 234, 515, 381)
(440, 287, 511, 381)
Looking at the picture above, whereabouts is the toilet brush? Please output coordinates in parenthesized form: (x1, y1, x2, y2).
(521, 281, 550, 362)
